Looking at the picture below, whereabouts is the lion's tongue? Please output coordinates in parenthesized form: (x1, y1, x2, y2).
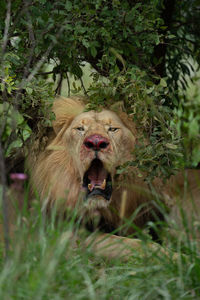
(88, 164, 107, 191)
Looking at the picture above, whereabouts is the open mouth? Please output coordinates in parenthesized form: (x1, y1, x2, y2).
(83, 159, 112, 201)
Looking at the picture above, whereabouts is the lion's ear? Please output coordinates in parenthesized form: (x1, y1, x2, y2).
(52, 96, 85, 134)
(109, 101, 125, 113)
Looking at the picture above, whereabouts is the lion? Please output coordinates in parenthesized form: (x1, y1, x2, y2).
(29, 97, 164, 233)
(28, 96, 200, 258)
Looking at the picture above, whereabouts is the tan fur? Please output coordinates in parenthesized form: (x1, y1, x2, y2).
(29, 97, 200, 238)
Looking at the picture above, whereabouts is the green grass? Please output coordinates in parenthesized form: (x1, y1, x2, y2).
(0, 202, 200, 300)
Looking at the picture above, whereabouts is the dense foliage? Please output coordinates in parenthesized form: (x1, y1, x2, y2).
(0, 0, 200, 179)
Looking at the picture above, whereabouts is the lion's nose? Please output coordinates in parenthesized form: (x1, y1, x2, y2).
(84, 134, 109, 151)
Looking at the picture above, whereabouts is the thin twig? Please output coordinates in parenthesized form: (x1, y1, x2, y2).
(2, 0, 11, 55)
(2, 1, 32, 48)
(0, 142, 10, 259)
(80, 77, 88, 96)
(37, 70, 55, 76)
(1, 0, 11, 102)
(0, 0, 12, 259)
(55, 73, 63, 95)
(22, 0, 36, 79)
(66, 73, 71, 97)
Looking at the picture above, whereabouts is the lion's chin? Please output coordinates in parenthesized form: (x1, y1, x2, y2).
(83, 194, 110, 210)
(82, 195, 111, 231)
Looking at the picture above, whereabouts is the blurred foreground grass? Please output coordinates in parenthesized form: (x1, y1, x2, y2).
(0, 200, 200, 300)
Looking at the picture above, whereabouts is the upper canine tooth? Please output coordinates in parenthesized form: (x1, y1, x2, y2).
(88, 183, 93, 191)
(101, 179, 106, 190)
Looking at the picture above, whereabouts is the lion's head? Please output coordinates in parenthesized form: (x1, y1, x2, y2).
(63, 107, 135, 200)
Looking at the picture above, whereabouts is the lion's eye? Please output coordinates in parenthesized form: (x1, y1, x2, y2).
(76, 127, 85, 132)
(108, 127, 119, 132)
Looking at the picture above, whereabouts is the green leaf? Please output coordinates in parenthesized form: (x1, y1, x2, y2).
(165, 143, 178, 150)
(160, 78, 167, 87)
(90, 46, 97, 58)
(26, 87, 33, 95)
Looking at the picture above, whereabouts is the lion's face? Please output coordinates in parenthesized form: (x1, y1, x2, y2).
(62, 109, 136, 208)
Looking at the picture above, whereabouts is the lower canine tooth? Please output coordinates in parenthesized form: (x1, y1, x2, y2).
(101, 179, 106, 190)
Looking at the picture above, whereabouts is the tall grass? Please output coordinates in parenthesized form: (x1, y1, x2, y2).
(0, 196, 200, 300)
